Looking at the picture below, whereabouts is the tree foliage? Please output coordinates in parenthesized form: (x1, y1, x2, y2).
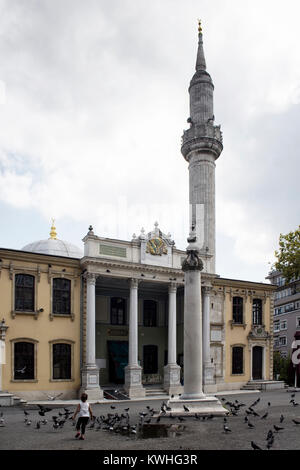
(274, 225, 300, 284)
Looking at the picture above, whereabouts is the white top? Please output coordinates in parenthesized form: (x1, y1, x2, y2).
(78, 400, 90, 418)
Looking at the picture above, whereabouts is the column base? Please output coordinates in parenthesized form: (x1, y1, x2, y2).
(203, 384, 218, 394)
(124, 365, 145, 398)
(80, 364, 103, 400)
(163, 364, 183, 396)
(166, 395, 228, 416)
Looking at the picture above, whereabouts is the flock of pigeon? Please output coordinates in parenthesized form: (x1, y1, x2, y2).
(0, 391, 300, 449)
(221, 392, 300, 450)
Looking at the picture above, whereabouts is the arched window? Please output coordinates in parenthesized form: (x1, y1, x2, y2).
(53, 278, 71, 314)
(15, 274, 35, 311)
(143, 300, 157, 327)
(232, 346, 244, 375)
(52, 343, 71, 380)
(14, 341, 35, 380)
(143, 345, 158, 374)
(252, 299, 263, 325)
(110, 298, 126, 325)
(232, 297, 243, 324)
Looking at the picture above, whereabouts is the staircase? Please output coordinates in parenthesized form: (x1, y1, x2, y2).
(242, 380, 285, 391)
(144, 385, 169, 398)
(0, 392, 27, 406)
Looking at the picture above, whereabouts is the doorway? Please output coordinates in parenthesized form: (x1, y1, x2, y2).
(252, 346, 263, 380)
(107, 341, 128, 384)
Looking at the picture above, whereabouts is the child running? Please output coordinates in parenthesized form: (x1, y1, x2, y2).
(72, 392, 93, 440)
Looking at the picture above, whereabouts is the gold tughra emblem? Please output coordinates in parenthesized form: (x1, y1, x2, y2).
(146, 237, 168, 256)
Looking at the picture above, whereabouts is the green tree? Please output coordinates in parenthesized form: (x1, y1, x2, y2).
(274, 225, 300, 284)
(273, 351, 291, 383)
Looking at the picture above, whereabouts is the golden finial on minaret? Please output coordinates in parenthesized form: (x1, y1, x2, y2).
(198, 19, 202, 34)
(49, 218, 57, 240)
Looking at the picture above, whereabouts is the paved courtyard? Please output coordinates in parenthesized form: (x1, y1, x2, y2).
(0, 389, 299, 452)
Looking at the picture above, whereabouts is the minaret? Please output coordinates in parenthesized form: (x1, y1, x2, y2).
(181, 20, 223, 274)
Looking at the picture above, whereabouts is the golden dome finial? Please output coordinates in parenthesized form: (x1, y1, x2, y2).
(198, 19, 202, 34)
(49, 218, 57, 240)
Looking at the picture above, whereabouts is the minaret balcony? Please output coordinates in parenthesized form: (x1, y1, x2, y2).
(181, 124, 223, 160)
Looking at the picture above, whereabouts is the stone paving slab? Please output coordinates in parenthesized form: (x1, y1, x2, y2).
(0, 389, 300, 452)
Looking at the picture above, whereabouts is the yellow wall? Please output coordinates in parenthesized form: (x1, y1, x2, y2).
(217, 280, 274, 385)
(0, 250, 81, 398)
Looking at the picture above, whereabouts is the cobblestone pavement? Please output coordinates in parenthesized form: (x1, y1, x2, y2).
(0, 389, 300, 452)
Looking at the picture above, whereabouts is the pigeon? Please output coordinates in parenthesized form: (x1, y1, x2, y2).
(183, 405, 190, 412)
(53, 421, 60, 430)
(248, 421, 255, 429)
(178, 417, 185, 422)
(124, 408, 130, 412)
(0, 413, 4, 426)
(24, 410, 30, 416)
(292, 419, 300, 425)
(251, 441, 262, 450)
(266, 430, 273, 440)
(273, 425, 284, 432)
(261, 412, 268, 419)
(292, 402, 299, 407)
(110, 406, 116, 410)
(36, 421, 41, 429)
(45, 392, 63, 401)
(268, 402, 271, 407)
(244, 416, 248, 423)
(280, 414, 284, 423)
(266, 437, 274, 450)
(26, 420, 32, 426)
(224, 425, 231, 433)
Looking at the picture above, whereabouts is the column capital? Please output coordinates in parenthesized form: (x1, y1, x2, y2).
(203, 285, 212, 295)
(168, 282, 177, 294)
(84, 272, 97, 285)
(129, 278, 139, 289)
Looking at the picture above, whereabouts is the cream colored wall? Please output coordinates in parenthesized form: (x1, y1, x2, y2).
(0, 252, 81, 398)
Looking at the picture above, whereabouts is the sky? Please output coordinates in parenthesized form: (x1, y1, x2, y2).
(0, 0, 299, 283)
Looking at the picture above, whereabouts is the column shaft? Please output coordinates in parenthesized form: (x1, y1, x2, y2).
(168, 284, 177, 365)
(86, 274, 96, 366)
(128, 279, 138, 366)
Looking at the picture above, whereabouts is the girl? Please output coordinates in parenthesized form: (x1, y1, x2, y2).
(72, 393, 93, 440)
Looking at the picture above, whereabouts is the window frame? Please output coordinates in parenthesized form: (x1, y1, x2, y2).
(11, 338, 38, 382)
(143, 299, 157, 327)
(110, 297, 127, 326)
(252, 298, 263, 326)
(49, 339, 75, 382)
(231, 345, 245, 375)
(12, 273, 38, 318)
(49, 276, 75, 321)
(232, 296, 243, 324)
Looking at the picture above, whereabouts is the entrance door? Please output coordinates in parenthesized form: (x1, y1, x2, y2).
(252, 346, 263, 380)
(107, 341, 128, 384)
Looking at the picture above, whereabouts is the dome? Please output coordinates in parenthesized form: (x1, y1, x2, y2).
(22, 221, 83, 259)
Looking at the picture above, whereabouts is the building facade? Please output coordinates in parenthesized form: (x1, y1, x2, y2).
(266, 270, 300, 358)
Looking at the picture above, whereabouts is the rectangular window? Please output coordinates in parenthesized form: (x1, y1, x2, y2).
(15, 274, 35, 311)
(279, 336, 287, 346)
(14, 342, 35, 380)
(110, 298, 126, 325)
(297, 317, 300, 328)
(280, 320, 287, 330)
(52, 343, 71, 380)
(232, 297, 243, 324)
(143, 300, 157, 327)
(53, 278, 71, 314)
(252, 298, 262, 325)
(274, 322, 280, 332)
(232, 346, 243, 374)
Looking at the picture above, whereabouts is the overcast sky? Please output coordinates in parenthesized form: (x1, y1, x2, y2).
(0, 0, 299, 283)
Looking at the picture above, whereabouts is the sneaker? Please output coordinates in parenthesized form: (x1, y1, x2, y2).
(75, 432, 80, 439)
(79, 435, 85, 440)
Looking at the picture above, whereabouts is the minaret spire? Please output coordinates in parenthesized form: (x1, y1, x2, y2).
(196, 20, 206, 71)
(181, 21, 223, 274)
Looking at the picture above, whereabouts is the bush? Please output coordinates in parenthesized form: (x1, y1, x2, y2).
(273, 351, 291, 383)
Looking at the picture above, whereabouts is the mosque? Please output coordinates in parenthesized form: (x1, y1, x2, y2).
(0, 23, 278, 404)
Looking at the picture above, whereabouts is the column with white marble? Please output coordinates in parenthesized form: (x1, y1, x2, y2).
(164, 283, 182, 395)
(202, 286, 216, 392)
(80, 273, 103, 399)
(167, 233, 226, 415)
(124, 278, 145, 398)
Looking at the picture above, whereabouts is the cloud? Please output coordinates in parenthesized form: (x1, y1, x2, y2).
(0, 0, 299, 283)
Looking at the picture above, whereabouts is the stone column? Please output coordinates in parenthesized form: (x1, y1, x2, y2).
(202, 286, 216, 392)
(80, 273, 103, 400)
(124, 278, 145, 398)
(167, 234, 226, 415)
(164, 283, 182, 395)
